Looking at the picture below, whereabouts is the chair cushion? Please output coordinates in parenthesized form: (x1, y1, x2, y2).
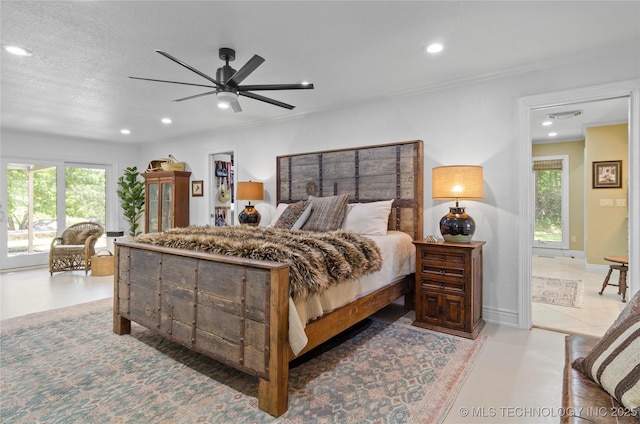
(62, 229, 82, 245)
(61, 227, 102, 245)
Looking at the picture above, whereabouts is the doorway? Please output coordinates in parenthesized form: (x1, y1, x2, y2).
(1, 159, 110, 270)
(518, 80, 640, 331)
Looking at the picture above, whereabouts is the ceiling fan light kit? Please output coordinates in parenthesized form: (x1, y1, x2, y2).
(130, 47, 314, 113)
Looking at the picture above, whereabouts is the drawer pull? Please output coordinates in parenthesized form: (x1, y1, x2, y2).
(440, 255, 446, 261)
(439, 283, 445, 289)
(439, 269, 446, 275)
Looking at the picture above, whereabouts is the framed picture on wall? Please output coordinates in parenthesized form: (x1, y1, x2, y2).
(191, 180, 204, 197)
(592, 160, 622, 189)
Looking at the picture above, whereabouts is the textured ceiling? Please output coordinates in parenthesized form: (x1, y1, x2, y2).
(1, 1, 638, 144)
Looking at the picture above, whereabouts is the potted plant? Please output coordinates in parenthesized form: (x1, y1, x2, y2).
(117, 166, 145, 237)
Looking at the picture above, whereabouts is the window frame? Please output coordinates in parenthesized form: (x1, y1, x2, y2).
(532, 154, 569, 250)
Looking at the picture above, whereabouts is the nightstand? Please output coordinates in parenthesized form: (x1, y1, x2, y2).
(412, 239, 485, 339)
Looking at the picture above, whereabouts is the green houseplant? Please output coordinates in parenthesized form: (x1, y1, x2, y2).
(117, 166, 145, 237)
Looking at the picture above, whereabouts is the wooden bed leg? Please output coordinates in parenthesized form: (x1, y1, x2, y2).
(113, 313, 131, 335)
(258, 266, 290, 417)
(258, 375, 288, 417)
(113, 294, 131, 335)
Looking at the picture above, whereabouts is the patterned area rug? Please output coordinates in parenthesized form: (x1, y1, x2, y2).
(532, 276, 583, 308)
(1, 299, 486, 423)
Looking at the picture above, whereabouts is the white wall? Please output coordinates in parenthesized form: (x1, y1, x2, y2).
(3, 43, 639, 325)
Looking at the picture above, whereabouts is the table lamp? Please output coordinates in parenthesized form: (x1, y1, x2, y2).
(432, 165, 483, 243)
(237, 181, 264, 226)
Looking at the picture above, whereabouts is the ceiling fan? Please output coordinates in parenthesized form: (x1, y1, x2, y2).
(129, 47, 314, 113)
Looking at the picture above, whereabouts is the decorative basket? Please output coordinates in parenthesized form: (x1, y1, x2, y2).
(91, 249, 114, 276)
(146, 158, 169, 173)
(160, 155, 185, 171)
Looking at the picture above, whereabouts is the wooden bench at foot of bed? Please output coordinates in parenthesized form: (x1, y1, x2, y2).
(113, 241, 412, 417)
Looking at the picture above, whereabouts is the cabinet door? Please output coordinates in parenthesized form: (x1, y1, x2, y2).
(147, 182, 159, 233)
(441, 294, 466, 330)
(161, 182, 173, 232)
(417, 290, 442, 326)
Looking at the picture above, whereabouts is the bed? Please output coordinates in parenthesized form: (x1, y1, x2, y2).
(113, 139, 423, 417)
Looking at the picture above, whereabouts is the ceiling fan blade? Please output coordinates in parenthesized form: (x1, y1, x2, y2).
(172, 90, 218, 102)
(230, 98, 242, 113)
(156, 50, 222, 87)
(226, 55, 265, 87)
(239, 83, 314, 91)
(239, 91, 295, 110)
(129, 76, 217, 89)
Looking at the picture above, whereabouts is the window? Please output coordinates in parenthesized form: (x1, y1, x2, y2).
(533, 155, 569, 249)
(2, 159, 109, 270)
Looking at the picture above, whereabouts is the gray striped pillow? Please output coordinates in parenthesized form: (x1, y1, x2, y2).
(572, 313, 640, 415)
(301, 193, 350, 232)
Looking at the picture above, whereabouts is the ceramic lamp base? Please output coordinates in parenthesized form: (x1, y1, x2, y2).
(238, 204, 261, 226)
(440, 206, 475, 243)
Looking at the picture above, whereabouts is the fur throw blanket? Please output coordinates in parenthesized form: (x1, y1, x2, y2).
(134, 226, 382, 301)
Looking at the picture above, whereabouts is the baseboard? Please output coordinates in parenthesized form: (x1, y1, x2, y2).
(532, 247, 584, 258)
(483, 306, 519, 328)
(585, 263, 610, 274)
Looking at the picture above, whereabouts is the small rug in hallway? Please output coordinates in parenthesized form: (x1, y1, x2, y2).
(532, 276, 583, 308)
(0, 299, 486, 424)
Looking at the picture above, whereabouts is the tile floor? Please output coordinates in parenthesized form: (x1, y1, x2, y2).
(531, 255, 627, 337)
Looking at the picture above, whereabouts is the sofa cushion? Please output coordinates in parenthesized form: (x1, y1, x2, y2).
(572, 313, 640, 417)
(604, 290, 640, 338)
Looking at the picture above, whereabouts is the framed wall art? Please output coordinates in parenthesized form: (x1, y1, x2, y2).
(191, 180, 204, 197)
(592, 160, 622, 189)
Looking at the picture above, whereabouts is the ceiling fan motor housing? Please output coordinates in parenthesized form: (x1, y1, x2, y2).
(216, 65, 237, 88)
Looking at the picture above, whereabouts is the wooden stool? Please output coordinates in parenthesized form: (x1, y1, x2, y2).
(598, 255, 629, 302)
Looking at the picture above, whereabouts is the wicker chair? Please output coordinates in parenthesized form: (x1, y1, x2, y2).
(49, 222, 104, 275)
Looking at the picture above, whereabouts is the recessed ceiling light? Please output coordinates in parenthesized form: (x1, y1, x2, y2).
(548, 132, 558, 137)
(3, 44, 33, 56)
(542, 121, 553, 127)
(425, 43, 444, 54)
(120, 129, 131, 135)
(161, 118, 172, 124)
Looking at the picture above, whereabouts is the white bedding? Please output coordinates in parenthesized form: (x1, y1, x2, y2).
(288, 230, 415, 354)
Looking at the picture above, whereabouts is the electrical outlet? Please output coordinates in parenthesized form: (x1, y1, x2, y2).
(571, 236, 576, 243)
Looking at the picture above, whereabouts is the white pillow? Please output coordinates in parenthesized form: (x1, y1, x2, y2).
(343, 200, 394, 235)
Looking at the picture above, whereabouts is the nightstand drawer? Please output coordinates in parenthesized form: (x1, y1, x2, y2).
(420, 278, 465, 294)
(419, 262, 465, 282)
(420, 249, 466, 265)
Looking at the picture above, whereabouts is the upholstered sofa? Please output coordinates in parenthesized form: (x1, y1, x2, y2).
(561, 291, 640, 423)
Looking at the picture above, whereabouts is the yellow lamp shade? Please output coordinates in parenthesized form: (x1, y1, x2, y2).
(432, 165, 483, 200)
(236, 181, 264, 201)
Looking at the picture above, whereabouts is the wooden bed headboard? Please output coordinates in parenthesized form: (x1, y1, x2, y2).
(276, 140, 423, 240)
